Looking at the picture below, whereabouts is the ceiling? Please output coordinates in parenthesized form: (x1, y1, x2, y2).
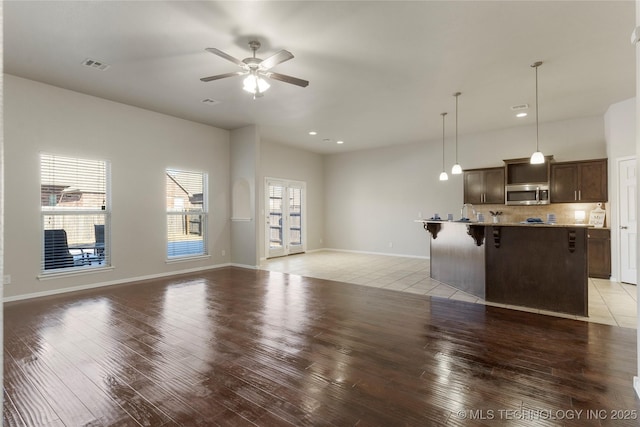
(3, 1, 636, 154)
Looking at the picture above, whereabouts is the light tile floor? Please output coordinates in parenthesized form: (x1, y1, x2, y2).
(260, 250, 638, 329)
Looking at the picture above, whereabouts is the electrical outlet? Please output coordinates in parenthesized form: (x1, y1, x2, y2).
(418, 211, 422, 218)
(388, 242, 393, 248)
(3, 275, 11, 285)
(221, 250, 226, 257)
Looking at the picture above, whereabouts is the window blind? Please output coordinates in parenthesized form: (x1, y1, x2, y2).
(166, 169, 207, 258)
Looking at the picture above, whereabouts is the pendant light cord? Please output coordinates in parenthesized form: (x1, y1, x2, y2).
(455, 96, 458, 162)
(454, 93, 460, 163)
(441, 112, 447, 170)
(531, 61, 542, 152)
(535, 65, 539, 152)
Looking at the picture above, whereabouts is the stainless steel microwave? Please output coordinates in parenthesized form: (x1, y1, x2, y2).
(505, 184, 550, 205)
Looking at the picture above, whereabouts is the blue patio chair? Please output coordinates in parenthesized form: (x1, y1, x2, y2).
(44, 229, 75, 270)
(94, 224, 105, 261)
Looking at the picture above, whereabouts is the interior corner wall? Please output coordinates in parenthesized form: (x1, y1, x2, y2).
(635, 0, 640, 397)
(323, 116, 606, 258)
(604, 97, 636, 282)
(3, 74, 231, 300)
(230, 125, 259, 267)
(259, 140, 325, 259)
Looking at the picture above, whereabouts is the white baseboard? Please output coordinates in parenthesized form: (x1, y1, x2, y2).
(229, 263, 258, 270)
(322, 247, 429, 260)
(305, 248, 324, 254)
(3, 263, 233, 303)
(634, 376, 640, 399)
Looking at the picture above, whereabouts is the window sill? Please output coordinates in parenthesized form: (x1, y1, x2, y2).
(38, 265, 115, 280)
(165, 254, 211, 264)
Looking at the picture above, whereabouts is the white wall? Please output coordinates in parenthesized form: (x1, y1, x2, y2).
(4, 75, 231, 299)
(230, 125, 259, 267)
(259, 140, 324, 259)
(605, 98, 637, 282)
(324, 116, 606, 257)
(606, 98, 637, 160)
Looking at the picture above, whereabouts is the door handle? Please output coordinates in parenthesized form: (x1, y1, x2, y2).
(620, 226, 629, 229)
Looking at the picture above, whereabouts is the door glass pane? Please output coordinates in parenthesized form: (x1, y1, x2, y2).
(269, 184, 284, 250)
(289, 187, 302, 246)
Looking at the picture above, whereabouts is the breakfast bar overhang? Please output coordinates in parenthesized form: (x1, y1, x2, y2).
(422, 221, 588, 316)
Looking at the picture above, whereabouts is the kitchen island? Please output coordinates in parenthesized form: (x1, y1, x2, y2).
(421, 220, 588, 316)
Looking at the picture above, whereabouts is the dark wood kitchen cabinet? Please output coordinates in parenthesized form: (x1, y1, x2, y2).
(550, 159, 607, 203)
(463, 167, 505, 204)
(588, 228, 611, 279)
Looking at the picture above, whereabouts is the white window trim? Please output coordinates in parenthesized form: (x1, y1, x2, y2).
(40, 153, 111, 275)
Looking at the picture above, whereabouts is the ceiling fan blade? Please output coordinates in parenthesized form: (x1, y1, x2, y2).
(205, 47, 245, 67)
(200, 71, 245, 82)
(265, 72, 309, 88)
(259, 50, 294, 70)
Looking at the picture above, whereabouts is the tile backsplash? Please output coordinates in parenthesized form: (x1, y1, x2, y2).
(470, 202, 609, 227)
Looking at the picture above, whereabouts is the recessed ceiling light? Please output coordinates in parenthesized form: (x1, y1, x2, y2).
(516, 112, 528, 118)
(308, 131, 317, 136)
(336, 140, 344, 144)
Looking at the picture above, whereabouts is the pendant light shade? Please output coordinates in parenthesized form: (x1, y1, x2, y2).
(451, 92, 463, 174)
(439, 112, 448, 181)
(530, 151, 545, 164)
(530, 61, 545, 164)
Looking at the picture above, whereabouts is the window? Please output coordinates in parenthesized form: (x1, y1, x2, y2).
(166, 169, 207, 259)
(41, 153, 110, 273)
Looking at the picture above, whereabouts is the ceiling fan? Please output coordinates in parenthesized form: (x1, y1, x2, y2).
(200, 40, 309, 99)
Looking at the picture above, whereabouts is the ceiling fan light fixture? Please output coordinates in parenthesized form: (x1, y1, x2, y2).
(242, 75, 270, 94)
(201, 41, 308, 96)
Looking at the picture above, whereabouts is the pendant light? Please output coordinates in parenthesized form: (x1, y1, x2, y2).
(530, 61, 545, 164)
(451, 92, 463, 174)
(439, 112, 449, 181)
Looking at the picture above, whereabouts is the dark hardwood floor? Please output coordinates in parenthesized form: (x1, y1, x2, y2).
(4, 267, 640, 426)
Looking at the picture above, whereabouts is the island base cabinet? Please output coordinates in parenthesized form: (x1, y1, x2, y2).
(588, 228, 611, 279)
(485, 226, 588, 316)
(429, 222, 486, 299)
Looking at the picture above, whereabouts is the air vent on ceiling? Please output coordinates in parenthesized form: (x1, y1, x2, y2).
(201, 98, 221, 106)
(511, 103, 529, 111)
(82, 58, 110, 71)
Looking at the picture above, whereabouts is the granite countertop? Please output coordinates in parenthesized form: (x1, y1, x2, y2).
(415, 219, 595, 228)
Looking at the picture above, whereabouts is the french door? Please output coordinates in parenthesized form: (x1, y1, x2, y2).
(266, 178, 306, 258)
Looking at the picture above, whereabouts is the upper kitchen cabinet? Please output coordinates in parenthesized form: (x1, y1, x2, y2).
(550, 159, 608, 203)
(463, 167, 505, 204)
